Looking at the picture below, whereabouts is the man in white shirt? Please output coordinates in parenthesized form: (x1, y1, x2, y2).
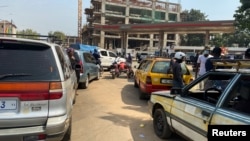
(195, 50, 213, 79)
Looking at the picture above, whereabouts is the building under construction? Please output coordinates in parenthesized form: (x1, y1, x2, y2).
(84, 0, 181, 51)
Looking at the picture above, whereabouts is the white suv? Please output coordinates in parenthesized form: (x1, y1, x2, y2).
(0, 37, 78, 141)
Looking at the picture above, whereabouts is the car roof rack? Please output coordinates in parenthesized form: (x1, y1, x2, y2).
(211, 59, 250, 72)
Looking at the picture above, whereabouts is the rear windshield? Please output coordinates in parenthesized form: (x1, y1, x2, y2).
(151, 61, 170, 74)
(0, 41, 60, 81)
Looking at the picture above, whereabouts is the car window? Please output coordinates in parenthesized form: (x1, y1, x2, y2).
(84, 53, 95, 63)
(100, 50, 107, 56)
(221, 75, 250, 115)
(138, 60, 151, 70)
(0, 42, 60, 81)
(109, 51, 116, 57)
(185, 73, 234, 105)
(151, 61, 170, 74)
(56, 46, 71, 79)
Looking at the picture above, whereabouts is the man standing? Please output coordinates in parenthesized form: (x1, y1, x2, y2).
(195, 49, 213, 78)
(172, 52, 186, 88)
(205, 47, 222, 72)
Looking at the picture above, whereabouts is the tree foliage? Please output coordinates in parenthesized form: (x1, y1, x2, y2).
(17, 29, 40, 39)
(180, 9, 208, 46)
(234, 0, 250, 32)
(48, 31, 66, 41)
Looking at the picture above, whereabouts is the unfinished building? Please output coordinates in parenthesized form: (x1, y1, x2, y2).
(84, 0, 181, 52)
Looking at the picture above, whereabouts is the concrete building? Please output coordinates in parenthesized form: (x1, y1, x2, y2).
(0, 20, 17, 37)
(84, 0, 181, 51)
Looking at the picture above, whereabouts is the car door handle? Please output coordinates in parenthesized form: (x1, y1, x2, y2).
(201, 110, 211, 117)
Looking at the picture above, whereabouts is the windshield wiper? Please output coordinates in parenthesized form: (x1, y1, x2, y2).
(0, 73, 32, 79)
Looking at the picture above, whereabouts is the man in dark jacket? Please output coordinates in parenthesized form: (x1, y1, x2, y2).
(205, 47, 222, 72)
(172, 52, 186, 88)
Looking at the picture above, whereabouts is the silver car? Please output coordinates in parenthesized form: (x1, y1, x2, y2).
(0, 37, 78, 141)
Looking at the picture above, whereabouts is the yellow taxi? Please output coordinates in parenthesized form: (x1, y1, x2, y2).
(134, 57, 193, 99)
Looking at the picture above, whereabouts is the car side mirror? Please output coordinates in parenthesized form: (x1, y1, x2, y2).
(170, 87, 182, 95)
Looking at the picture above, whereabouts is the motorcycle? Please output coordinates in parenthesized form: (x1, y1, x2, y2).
(109, 62, 120, 79)
(119, 62, 134, 78)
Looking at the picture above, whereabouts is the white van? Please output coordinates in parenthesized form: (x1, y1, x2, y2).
(98, 48, 126, 70)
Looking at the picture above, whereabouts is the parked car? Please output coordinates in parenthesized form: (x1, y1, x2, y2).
(185, 51, 196, 64)
(0, 37, 78, 141)
(137, 52, 148, 63)
(134, 57, 193, 99)
(148, 59, 250, 141)
(75, 50, 100, 89)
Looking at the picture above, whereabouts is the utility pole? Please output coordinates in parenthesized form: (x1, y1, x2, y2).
(78, 0, 82, 43)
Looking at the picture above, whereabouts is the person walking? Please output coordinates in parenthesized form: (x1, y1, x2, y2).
(172, 52, 186, 88)
(195, 49, 213, 78)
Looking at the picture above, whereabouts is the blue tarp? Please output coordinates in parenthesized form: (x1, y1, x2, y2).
(70, 44, 99, 53)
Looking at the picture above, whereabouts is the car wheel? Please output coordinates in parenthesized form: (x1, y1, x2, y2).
(80, 76, 89, 89)
(138, 82, 146, 100)
(61, 117, 72, 141)
(95, 71, 100, 80)
(153, 108, 172, 139)
(134, 78, 139, 88)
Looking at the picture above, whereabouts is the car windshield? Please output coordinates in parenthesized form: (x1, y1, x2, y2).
(151, 61, 170, 74)
(0, 42, 60, 81)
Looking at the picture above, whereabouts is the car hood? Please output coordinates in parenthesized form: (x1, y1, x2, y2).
(151, 90, 176, 98)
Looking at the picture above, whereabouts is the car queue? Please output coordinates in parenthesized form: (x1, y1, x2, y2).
(1, 37, 250, 141)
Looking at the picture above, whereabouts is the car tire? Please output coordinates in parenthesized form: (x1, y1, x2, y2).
(153, 108, 172, 139)
(95, 71, 100, 80)
(138, 82, 146, 100)
(134, 78, 139, 88)
(61, 117, 72, 141)
(79, 76, 89, 89)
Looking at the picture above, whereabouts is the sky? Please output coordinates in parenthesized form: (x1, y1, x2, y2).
(0, 0, 241, 36)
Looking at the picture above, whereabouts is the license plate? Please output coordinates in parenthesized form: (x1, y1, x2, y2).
(0, 99, 17, 110)
(110, 69, 115, 72)
(161, 79, 172, 84)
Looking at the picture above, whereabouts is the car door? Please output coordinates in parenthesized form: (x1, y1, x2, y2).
(99, 50, 110, 67)
(170, 73, 234, 140)
(108, 51, 117, 64)
(83, 52, 97, 80)
(211, 74, 250, 125)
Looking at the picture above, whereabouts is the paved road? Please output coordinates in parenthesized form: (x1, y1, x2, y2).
(71, 70, 186, 141)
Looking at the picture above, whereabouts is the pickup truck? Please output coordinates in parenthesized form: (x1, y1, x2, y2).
(148, 59, 250, 141)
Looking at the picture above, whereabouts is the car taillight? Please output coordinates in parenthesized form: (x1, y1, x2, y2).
(49, 82, 63, 100)
(0, 82, 62, 101)
(146, 76, 152, 84)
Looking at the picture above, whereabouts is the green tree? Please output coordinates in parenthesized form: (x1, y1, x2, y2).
(17, 29, 40, 39)
(180, 9, 208, 46)
(234, 0, 250, 32)
(48, 31, 66, 44)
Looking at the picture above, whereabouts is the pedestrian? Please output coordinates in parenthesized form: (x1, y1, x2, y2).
(172, 52, 186, 88)
(126, 53, 133, 66)
(195, 49, 213, 78)
(205, 47, 222, 72)
(66, 48, 80, 83)
(92, 49, 101, 64)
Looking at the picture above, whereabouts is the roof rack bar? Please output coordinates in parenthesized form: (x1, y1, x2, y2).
(211, 59, 250, 72)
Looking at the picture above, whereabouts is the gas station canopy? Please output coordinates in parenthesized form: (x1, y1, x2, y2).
(94, 20, 235, 34)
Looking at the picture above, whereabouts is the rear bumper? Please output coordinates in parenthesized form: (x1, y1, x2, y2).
(0, 114, 70, 141)
(141, 84, 172, 95)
